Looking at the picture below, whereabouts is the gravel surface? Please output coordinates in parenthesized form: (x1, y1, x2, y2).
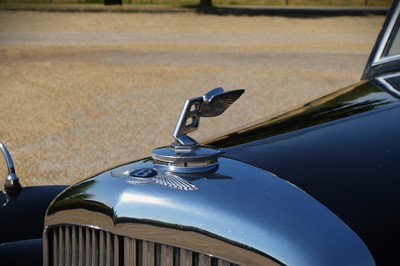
(0, 11, 384, 187)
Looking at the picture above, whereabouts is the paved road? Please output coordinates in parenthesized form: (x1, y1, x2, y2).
(0, 11, 385, 186)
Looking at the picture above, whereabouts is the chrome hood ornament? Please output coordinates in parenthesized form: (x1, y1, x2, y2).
(172, 87, 245, 147)
(152, 87, 244, 174)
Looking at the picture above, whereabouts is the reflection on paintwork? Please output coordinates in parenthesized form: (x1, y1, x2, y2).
(206, 80, 399, 148)
(0, 191, 8, 207)
(209, 78, 400, 265)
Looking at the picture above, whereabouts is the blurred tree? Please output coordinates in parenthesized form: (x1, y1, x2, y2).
(200, 0, 212, 7)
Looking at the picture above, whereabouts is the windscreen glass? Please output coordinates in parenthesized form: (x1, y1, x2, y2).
(382, 16, 400, 58)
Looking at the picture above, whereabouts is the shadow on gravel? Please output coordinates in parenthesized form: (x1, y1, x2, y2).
(189, 5, 389, 17)
(0, 3, 389, 17)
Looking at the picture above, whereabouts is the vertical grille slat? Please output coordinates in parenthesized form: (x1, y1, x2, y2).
(52, 228, 58, 266)
(78, 226, 85, 266)
(142, 240, 155, 265)
(46, 225, 239, 266)
(71, 226, 78, 265)
(58, 226, 64, 265)
(217, 260, 232, 266)
(65, 226, 71, 266)
(124, 235, 136, 266)
(161, 244, 173, 266)
(106, 231, 112, 266)
(199, 253, 211, 266)
(92, 228, 98, 266)
(99, 230, 105, 266)
(85, 227, 91, 266)
(113, 234, 120, 266)
(180, 249, 193, 266)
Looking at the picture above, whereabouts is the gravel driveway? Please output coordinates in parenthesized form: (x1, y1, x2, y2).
(0, 11, 384, 186)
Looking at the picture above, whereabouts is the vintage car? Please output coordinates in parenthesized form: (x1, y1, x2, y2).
(1, 2, 400, 266)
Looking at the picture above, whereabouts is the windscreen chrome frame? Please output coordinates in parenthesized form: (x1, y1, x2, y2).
(371, 3, 400, 67)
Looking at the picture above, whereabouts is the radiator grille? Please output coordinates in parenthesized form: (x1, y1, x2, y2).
(46, 225, 239, 266)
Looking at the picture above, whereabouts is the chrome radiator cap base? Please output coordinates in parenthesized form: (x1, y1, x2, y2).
(151, 145, 221, 174)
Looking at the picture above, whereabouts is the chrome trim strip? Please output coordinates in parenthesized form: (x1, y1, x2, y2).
(376, 72, 400, 98)
(372, 54, 400, 66)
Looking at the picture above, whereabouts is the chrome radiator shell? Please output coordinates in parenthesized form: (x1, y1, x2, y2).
(44, 157, 374, 266)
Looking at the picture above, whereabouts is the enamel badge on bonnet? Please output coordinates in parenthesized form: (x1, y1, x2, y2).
(151, 87, 244, 174)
